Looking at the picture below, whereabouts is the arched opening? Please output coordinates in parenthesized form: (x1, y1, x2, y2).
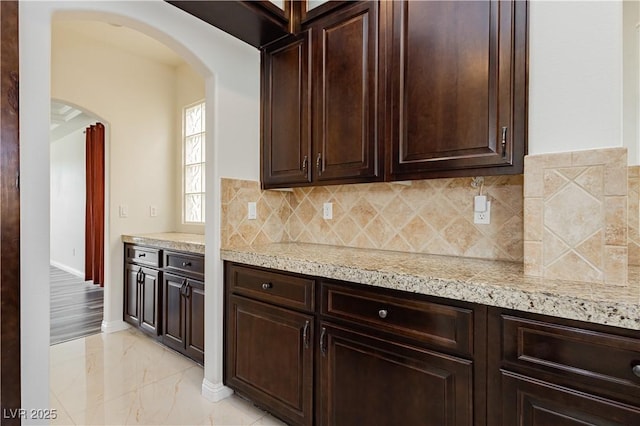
(21, 1, 261, 415)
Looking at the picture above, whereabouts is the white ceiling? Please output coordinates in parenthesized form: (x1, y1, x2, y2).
(50, 101, 96, 142)
(52, 20, 185, 68)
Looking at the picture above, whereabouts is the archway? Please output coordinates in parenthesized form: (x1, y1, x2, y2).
(21, 1, 261, 414)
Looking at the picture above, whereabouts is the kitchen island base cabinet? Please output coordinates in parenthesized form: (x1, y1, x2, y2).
(318, 322, 473, 426)
(225, 295, 314, 426)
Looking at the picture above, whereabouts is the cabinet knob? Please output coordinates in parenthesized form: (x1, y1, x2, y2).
(632, 364, 640, 378)
(261, 282, 272, 290)
(181, 261, 191, 267)
(378, 309, 388, 319)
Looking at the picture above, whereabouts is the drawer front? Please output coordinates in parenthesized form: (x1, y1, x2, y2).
(226, 263, 315, 312)
(321, 281, 473, 356)
(164, 251, 204, 279)
(126, 244, 161, 268)
(501, 315, 640, 400)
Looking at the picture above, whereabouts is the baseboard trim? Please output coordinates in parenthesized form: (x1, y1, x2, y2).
(50, 260, 84, 279)
(202, 378, 233, 402)
(101, 320, 130, 334)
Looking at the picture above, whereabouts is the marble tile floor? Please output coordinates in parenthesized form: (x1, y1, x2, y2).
(50, 328, 287, 425)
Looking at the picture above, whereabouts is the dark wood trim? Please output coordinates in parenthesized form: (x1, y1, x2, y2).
(0, 0, 20, 422)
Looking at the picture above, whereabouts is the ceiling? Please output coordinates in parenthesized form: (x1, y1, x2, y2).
(52, 20, 185, 68)
(50, 101, 96, 142)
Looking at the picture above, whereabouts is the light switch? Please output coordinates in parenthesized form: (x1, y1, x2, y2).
(248, 202, 257, 220)
(119, 204, 128, 218)
(149, 205, 158, 217)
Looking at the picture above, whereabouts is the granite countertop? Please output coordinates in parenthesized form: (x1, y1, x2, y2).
(122, 232, 205, 254)
(220, 242, 640, 331)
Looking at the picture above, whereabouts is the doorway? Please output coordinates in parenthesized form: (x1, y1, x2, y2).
(49, 100, 106, 344)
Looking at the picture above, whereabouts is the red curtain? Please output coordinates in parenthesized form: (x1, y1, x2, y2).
(85, 123, 105, 286)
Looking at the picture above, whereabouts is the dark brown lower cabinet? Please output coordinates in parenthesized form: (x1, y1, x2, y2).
(225, 294, 314, 426)
(500, 371, 640, 425)
(124, 263, 161, 336)
(224, 262, 640, 426)
(318, 322, 473, 426)
(488, 308, 640, 425)
(162, 272, 205, 364)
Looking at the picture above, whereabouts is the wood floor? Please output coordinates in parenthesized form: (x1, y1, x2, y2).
(50, 265, 104, 345)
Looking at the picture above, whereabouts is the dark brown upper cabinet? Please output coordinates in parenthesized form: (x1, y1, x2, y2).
(386, 0, 528, 180)
(262, 1, 382, 189)
(167, 1, 292, 48)
(261, 33, 312, 187)
(310, 1, 382, 185)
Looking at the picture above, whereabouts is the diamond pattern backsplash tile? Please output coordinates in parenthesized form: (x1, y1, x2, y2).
(221, 176, 524, 261)
(523, 148, 628, 285)
(629, 166, 640, 265)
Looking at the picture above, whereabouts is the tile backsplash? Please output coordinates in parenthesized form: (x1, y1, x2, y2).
(523, 148, 628, 285)
(221, 176, 524, 261)
(629, 166, 640, 266)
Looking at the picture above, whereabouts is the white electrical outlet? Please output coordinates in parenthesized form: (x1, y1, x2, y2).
(248, 202, 257, 220)
(474, 200, 491, 224)
(323, 202, 333, 220)
(149, 205, 158, 217)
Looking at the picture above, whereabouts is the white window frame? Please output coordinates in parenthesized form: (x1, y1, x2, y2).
(182, 100, 206, 225)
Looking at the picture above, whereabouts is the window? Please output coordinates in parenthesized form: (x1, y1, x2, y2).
(183, 101, 205, 224)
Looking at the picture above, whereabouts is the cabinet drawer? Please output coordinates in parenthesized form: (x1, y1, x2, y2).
(321, 281, 473, 356)
(226, 263, 315, 312)
(125, 244, 161, 268)
(164, 251, 204, 279)
(500, 315, 640, 401)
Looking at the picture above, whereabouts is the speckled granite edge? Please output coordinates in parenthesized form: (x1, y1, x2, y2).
(220, 243, 640, 331)
(122, 233, 205, 255)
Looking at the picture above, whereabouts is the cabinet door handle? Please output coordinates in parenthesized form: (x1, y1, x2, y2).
(501, 126, 508, 158)
(632, 364, 640, 378)
(378, 309, 388, 319)
(320, 326, 327, 356)
(180, 279, 188, 296)
(302, 320, 310, 349)
(302, 155, 308, 173)
(316, 153, 322, 176)
(181, 261, 191, 267)
(136, 269, 142, 284)
(261, 282, 272, 290)
(139, 270, 145, 285)
(184, 283, 191, 298)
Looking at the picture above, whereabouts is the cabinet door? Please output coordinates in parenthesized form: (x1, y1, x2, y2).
(387, 0, 527, 180)
(163, 272, 186, 352)
(262, 33, 312, 188)
(226, 295, 314, 426)
(318, 322, 473, 426)
(499, 371, 640, 425)
(312, 1, 381, 183)
(185, 279, 205, 364)
(139, 267, 161, 335)
(124, 263, 140, 326)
